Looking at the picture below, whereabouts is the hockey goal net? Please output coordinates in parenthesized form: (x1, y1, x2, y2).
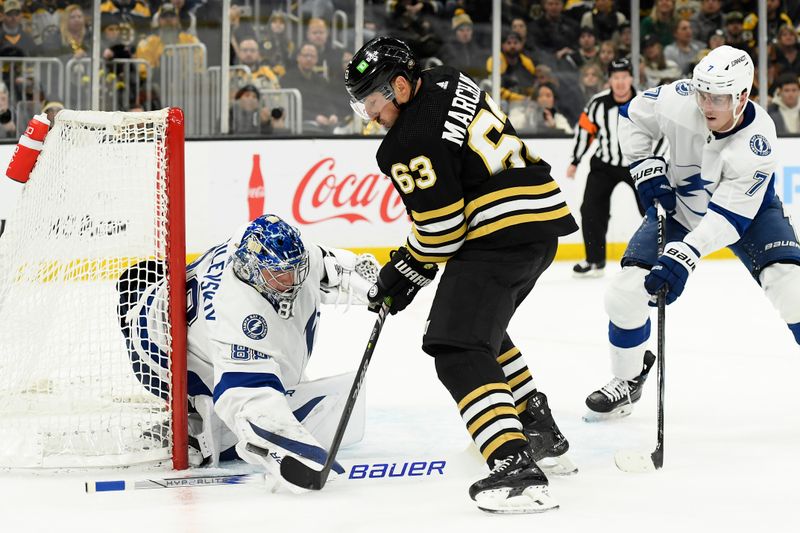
(0, 108, 187, 469)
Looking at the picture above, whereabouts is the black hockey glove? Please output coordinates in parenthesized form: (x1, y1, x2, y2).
(367, 247, 438, 315)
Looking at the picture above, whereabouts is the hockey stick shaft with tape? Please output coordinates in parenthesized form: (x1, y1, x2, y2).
(279, 301, 390, 490)
(615, 201, 666, 472)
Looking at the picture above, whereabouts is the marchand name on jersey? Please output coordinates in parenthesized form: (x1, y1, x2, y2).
(442, 73, 481, 147)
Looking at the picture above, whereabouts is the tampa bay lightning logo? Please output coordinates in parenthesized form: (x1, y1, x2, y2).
(749, 134, 771, 156)
(674, 81, 693, 96)
(242, 314, 268, 340)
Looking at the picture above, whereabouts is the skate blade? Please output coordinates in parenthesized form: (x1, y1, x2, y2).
(614, 450, 656, 473)
(582, 404, 633, 423)
(573, 269, 605, 279)
(537, 454, 578, 476)
(475, 485, 559, 514)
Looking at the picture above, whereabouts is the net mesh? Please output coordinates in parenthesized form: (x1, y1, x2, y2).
(0, 109, 177, 468)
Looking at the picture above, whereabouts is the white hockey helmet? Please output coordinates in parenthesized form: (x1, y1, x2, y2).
(692, 45, 753, 120)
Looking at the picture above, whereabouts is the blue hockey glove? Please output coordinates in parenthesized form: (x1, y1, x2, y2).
(630, 157, 676, 213)
(367, 247, 438, 315)
(644, 241, 700, 305)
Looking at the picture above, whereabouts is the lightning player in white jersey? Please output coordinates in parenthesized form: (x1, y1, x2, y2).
(117, 214, 379, 490)
(584, 45, 800, 419)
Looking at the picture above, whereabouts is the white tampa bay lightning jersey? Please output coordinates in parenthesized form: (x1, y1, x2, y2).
(125, 223, 327, 456)
(619, 79, 779, 256)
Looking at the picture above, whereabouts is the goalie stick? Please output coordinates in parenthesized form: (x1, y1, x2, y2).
(615, 202, 666, 473)
(278, 301, 390, 490)
(86, 473, 265, 492)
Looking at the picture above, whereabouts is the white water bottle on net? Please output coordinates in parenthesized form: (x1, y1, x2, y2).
(0, 108, 187, 469)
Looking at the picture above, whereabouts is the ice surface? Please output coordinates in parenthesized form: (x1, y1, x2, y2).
(1, 261, 797, 533)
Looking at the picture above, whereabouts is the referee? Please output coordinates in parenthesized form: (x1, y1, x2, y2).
(567, 58, 646, 278)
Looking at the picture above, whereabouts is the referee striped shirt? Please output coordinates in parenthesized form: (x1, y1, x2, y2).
(571, 88, 635, 167)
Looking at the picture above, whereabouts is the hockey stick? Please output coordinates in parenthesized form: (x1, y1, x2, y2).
(279, 301, 391, 490)
(615, 202, 666, 472)
(86, 473, 265, 493)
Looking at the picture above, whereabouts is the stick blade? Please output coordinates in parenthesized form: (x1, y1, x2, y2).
(614, 450, 657, 473)
(279, 455, 326, 490)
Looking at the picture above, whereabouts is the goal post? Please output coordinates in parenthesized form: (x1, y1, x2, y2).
(0, 108, 187, 469)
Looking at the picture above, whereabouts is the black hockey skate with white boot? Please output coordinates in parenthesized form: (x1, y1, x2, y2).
(469, 446, 558, 514)
(583, 350, 656, 422)
(523, 391, 578, 476)
(573, 261, 605, 278)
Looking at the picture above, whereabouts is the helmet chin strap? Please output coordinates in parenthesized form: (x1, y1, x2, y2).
(716, 91, 748, 134)
(392, 76, 420, 111)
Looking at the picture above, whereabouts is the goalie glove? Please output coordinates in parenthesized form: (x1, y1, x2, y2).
(320, 248, 380, 306)
(630, 156, 675, 212)
(367, 246, 438, 315)
(644, 241, 699, 305)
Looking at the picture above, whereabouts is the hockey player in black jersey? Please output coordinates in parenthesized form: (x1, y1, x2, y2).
(346, 37, 579, 514)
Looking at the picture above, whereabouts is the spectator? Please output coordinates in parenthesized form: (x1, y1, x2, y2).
(438, 10, 487, 80)
(579, 0, 628, 42)
(0, 0, 38, 56)
(55, 5, 90, 61)
(529, 0, 581, 62)
(261, 10, 294, 77)
(690, 0, 723, 44)
(30, 0, 63, 46)
(151, 0, 196, 36)
(707, 28, 726, 50)
(0, 81, 16, 139)
(486, 31, 537, 106)
(230, 84, 273, 135)
(563, 26, 600, 70)
(640, 0, 678, 47)
(664, 18, 704, 75)
(386, 0, 443, 59)
(234, 38, 281, 94)
(615, 20, 632, 57)
(675, 0, 700, 20)
(773, 23, 800, 78)
(100, 0, 152, 38)
(135, 3, 200, 72)
(41, 99, 63, 125)
(577, 61, 604, 107)
(768, 72, 800, 134)
(306, 17, 339, 81)
(227, 4, 256, 66)
(596, 39, 616, 73)
(742, 0, 792, 47)
(510, 16, 536, 59)
(281, 43, 339, 133)
(534, 82, 573, 134)
(641, 33, 681, 87)
(723, 11, 753, 57)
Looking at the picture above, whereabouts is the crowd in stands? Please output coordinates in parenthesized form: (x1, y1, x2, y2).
(2, 0, 800, 136)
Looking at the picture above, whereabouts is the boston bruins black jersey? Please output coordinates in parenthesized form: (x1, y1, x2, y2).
(376, 66, 578, 263)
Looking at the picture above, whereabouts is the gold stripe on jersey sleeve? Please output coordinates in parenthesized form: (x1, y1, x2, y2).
(412, 222, 467, 245)
(482, 432, 527, 460)
(466, 405, 518, 434)
(466, 206, 572, 240)
(464, 183, 559, 219)
(457, 382, 512, 410)
(411, 198, 465, 223)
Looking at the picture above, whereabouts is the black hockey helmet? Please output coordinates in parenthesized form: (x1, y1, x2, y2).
(345, 36, 420, 119)
(608, 57, 633, 76)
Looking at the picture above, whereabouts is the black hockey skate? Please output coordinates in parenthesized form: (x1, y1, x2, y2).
(469, 446, 558, 514)
(583, 350, 657, 422)
(572, 261, 605, 278)
(523, 391, 578, 475)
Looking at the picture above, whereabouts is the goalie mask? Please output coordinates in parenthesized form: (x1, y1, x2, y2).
(232, 215, 309, 318)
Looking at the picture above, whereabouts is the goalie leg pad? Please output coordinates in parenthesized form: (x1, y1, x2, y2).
(760, 262, 800, 343)
(604, 266, 652, 379)
(285, 371, 366, 450)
